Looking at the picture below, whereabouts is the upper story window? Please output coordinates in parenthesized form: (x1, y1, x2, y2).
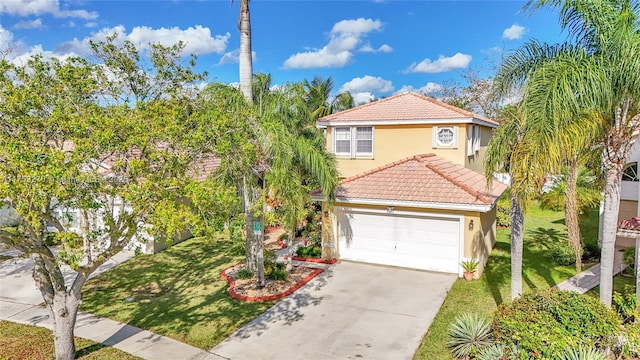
(623, 162, 639, 182)
(334, 126, 374, 157)
(432, 125, 458, 149)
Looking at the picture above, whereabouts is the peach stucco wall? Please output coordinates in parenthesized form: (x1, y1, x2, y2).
(326, 124, 481, 178)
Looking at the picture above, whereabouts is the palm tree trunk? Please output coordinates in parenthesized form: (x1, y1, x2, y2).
(510, 193, 524, 300)
(599, 164, 623, 307)
(564, 159, 583, 279)
(238, 0, 253, 102)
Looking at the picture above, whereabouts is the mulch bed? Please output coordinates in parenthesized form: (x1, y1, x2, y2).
(221, 264, 323, 302)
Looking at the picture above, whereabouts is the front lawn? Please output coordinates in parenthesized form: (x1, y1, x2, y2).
(414, 204, 598, 359)
(81, 234, 274, 350)
(0, 321, 141, 360)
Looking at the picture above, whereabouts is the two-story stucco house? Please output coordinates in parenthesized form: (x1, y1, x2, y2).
(615, 133, 640, 246)
(312, 92, 507, 277)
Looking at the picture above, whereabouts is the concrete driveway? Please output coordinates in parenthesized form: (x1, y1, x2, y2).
(211, 261, 457, 360)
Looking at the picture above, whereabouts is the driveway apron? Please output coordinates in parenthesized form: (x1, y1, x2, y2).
(211, 261, 457, 360)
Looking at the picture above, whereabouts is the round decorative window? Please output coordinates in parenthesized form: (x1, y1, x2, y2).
(437, 127, 455, 146)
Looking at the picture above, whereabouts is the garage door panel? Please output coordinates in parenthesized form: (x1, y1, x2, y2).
(337, 210, 460, 273)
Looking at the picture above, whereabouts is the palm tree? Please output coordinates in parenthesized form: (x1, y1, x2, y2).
(238, 0, 252, 102)
(485, 105, 542, 300)
(302, 76, 355, 121)
(495, 0, 640, 306)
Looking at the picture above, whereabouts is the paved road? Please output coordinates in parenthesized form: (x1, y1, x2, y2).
(211, 261, 457, 360)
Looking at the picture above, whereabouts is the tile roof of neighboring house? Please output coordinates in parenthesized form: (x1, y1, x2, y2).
(618, 217, 640, 238)
(313, 154, 507, 209)
(317, 92, 497, 126)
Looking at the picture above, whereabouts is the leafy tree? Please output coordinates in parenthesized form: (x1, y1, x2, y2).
(0, 39, 233, 360)
(496, 0, 640, 306)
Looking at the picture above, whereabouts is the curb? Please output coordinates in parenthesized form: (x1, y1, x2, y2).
(284, 256, 338, 264)
(221, 264, 323, 302)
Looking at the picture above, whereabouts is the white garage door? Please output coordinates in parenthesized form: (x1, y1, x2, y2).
(337, 210, 461, 273)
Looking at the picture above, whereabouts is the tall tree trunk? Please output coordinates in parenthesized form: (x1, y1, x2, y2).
(564, 160, 583, 279)
(242, 177, 257, 272)
(510, 193, 524, 300)
(51, 293, 80, 360)
(32, 251, 83, 360)
(286, 228, 294, 272)
(600, 164, 623, 307)
(238, 0, 253, 102)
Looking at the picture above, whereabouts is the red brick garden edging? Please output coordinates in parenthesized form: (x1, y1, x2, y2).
(221, 264, 324, 302)
(282, 256, 338, 264)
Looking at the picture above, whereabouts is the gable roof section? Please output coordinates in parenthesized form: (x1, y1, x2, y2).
(313, 153, 507, 212)
(317, 92, 498, 128)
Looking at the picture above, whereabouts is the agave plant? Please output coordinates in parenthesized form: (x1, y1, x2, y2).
(558, 346, 608, 360)
(447, 313, 493, 358)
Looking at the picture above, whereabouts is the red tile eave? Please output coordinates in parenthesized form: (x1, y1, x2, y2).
(313, 154, 507, 207)
(316, 92, 497, 125)
(618, 217, 640, 238)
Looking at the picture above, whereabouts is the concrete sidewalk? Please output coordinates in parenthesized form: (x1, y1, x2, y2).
(555, 247, 626, 294)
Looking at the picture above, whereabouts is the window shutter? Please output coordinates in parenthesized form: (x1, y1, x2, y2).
(432, 126, 438, 148)
(453, 125, 459, 149)
(467, 125, 474, 156)
(474, 125, 481, 152)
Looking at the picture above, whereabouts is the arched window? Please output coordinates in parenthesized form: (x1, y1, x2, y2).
(622, 162, 639, 182)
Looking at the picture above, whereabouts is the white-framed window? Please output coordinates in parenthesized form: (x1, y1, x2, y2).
(473, 125, 481, 152)
(432, 126, 458, 149)
(334, 127, 352, 156)
(333, 126, 374, 157)
(623, 162, 639, 182)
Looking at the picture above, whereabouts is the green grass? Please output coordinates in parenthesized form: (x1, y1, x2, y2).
(0, 320, 141, 360)
(587, 275, 637, 298)
(414, 204, 600, 360)
(81, 235, 274, 350)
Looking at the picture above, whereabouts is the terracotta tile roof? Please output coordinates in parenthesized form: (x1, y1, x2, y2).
(317, 92, 497, 125)
(315, 154, 507, 208)
(618, 217, 640, 237)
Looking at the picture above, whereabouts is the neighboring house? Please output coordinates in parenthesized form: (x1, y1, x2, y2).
(312, 92, 506, 277)
(615, 133, 640, 247)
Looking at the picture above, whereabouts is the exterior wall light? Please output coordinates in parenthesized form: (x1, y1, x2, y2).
(469, 219, 474, 231)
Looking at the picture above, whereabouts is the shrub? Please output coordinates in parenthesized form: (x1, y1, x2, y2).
(295, 245, 321, 258)
(447, 313, 493, 358)
(613, 285, 638, 323)
(582, 241, 600, 262)
(496, 194, 511, 227)
(235, 268, 253, 279)
(550, 242, 579, 266)
(492, 289, 621, 359)
(620, 322, 640, 357)
(279, 233, 289, 242)
(267, 268, 287, 281)
(623, 247, 635, 269)
(263, 210, 280, 228)
(557, 346, 608, 360)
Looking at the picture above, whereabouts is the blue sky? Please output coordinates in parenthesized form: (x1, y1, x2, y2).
(0, 0, 566, 103)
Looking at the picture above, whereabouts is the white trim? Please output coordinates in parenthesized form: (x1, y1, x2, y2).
(355, 126, 374, 157)
(333, 127, 352, 156)
(317, 117, 498, 129)
(310, 195, 494, 212)
(334, 206, 464, 276)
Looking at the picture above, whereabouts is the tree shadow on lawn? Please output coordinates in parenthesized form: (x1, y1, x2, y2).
(81, 237, 333, 349)
(483, 227, 570, 306)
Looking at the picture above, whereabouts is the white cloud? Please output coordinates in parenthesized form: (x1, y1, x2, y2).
(216, 49, 256, 66)
(405, 52, 472, 73)
(0, 0, 98, 19)
(396, 82, 443, 95)
(283, 18, 385, 69)
(13, 18, 44, 29)
(339, 75, 394, 94)
(56, 25, 230, 57)
(352, 91, 374, 105)
(502, 24, 525, 40)
(0, 25, 15, 50)
(85, 22, 98, 28)
(359, 43, 393, 53)
(378, 44, 393, 53)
